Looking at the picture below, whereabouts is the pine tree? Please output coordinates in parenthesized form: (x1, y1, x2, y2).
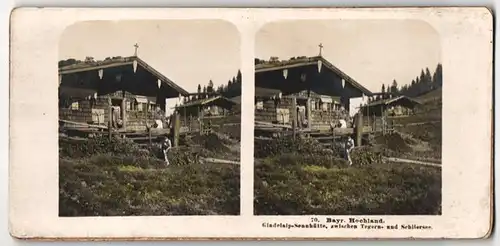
(432, 63, 443, 88)
(391, 79, 399, 95)
(424, 67, 433, 91)
(197, 84, 201, 100)
(202, 86, 207, 99)
(414, 76, 421, 96)
(208, 80, 214, 94)
(419, 69, 426, 83)
(236, 70, 242, 84)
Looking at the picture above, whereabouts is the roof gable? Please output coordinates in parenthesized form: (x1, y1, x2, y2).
(59, 56, 189, 96)
(255, 56, 372, 96)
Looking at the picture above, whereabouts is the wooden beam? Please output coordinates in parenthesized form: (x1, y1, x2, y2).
(255, 61, 317, 73)
(59, 119, 107, 129)
(59, 61, 135, 75)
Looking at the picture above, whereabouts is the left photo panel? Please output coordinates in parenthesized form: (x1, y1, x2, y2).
(58, 20, 242, 216)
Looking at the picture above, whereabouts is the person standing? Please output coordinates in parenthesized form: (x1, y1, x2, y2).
(344, 135, 355, 166)
(161, 135, 172, 166)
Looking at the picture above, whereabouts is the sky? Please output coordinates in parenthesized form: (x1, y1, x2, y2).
(59, 20, 241, 114)
(256, 20, 442, 93)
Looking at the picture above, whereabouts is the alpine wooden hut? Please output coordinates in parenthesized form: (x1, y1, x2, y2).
(254, 56, 373, 131)
(360, 95, 421, 117)
(58, 56, 189, 132)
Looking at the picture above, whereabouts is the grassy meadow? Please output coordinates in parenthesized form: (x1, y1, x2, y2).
(59, 135, 240, 216)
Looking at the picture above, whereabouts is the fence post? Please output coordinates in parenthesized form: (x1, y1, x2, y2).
(291, 96, 297, 138)
(332, 126, 336, 150)
(121, 94, 127, 131)
(173, 111, 180, 147)
(148, 126, 152, 146)
(108, 96, 112, 140)
(306, 97, 312, 129)
(355, 110, 363, 146)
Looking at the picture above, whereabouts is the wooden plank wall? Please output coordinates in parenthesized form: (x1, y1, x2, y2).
(310, 110, 346, 130)
(255, 98, 293, 123)
(60, 97, 157, 131)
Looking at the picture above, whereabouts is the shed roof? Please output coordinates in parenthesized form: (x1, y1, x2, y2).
(176, 95, 237, 109)
(255, 87, 282, 98)
(228, 96, 241, 104)
(255, 56, 372, 96)
(363, 96, 421, 108)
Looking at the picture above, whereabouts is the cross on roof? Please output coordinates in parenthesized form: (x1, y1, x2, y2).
(318, 43, 324, 56)
(134, 43, 139, 56)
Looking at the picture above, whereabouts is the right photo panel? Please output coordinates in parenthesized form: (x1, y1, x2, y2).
(253, 20, 443, 216)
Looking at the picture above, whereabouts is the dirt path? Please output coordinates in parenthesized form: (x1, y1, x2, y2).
(385, 157, 441, 168)
(201, 157, 240, 165)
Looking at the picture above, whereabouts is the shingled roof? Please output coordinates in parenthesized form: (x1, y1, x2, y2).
(255, 56, 372, 96)
(176, 95, 237, 109)
(363, 95, 421, 108)
(59, 56, 189, 96)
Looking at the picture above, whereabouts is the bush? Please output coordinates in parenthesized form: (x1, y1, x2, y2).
(254, 136, 332, 159)
(59, 136, 154, 159)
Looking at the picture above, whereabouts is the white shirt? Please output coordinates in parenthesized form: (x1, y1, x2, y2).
(338, 119, 347, 128)
(345, 138, 354, 150)
(162, 138, 172, 150)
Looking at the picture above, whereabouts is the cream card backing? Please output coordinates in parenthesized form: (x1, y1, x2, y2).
(9, 7, 493, 240)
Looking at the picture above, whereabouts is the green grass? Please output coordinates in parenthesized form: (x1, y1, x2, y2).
(253, 137, 441, 216)
(59, 136, 240, 216)
(254, 153, 441, 215)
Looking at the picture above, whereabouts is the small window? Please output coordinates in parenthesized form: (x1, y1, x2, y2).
(256, 100, 264, 110)
(321, 102, 328, 111)
(71, 102, 79, 110)
(137, 103, 143, 112)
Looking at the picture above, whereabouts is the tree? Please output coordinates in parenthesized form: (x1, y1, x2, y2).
(414, 76, 421, 96)
(381, 84, 386, 99)
(216, 85, 223, 93)
(401, 84, 408, 94)
(236, 70, 242, 84)
(432, 63, 443, 88)
(425, 68, 432, 83)
(196, 84, 202, 100)
(391, 79, 399, 95)
(208, 80, 214, 94)
(419, 69, 426, 84)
